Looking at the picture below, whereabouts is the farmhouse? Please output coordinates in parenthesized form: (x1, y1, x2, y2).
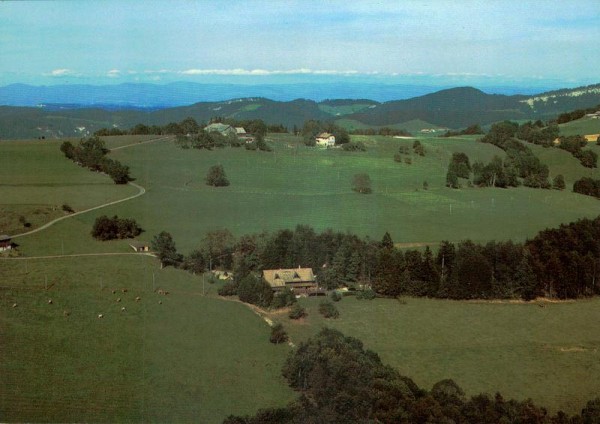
(129, 241, 150, 252)
(235, 127, 255, 143)
(584, 134, 599, 142)
(263, 267, 318, 293)
(204, 123, 236, 136)
(315, 132, 335, 147)
(0, 235, 12, 251)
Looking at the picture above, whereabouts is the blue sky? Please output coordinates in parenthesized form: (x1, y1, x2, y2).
(1, 0, 599, 87)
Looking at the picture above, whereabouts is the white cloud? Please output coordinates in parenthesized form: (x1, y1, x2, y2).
(44, 68, 79, 77)
(179, 68, 363, 76)
(107, 69, 121, 78)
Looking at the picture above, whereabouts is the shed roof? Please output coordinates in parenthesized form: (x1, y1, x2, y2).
(0, 235, 11, 241)
(129, 241, 149, 248)
(316, 132, 334, 139)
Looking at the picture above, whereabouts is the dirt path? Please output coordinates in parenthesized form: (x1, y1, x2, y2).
(10, 181, 146, 239)
(109, 136, 171, 151)
(0, 252, 155, 260)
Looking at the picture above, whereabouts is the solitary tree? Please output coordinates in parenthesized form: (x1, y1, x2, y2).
(552, 174, 566, 190)
(352, 173, 372, 194)
(151, 231, 182, 268)
(205, 164, 230, 187)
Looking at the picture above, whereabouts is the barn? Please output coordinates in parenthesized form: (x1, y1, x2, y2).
(0, 235, 12, 251)
(129, 241, 150, 252)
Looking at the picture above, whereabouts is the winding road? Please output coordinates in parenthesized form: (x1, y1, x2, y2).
(10, 136, 172, 240)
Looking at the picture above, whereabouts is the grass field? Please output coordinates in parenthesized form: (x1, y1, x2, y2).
(271, 295, 600, 414)
(2, 133, 600, 420)
(559, 117, 600, 137)
(0, 256, 294, 423)
(88, 133, 600, 254)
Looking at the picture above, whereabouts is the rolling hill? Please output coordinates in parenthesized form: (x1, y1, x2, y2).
(1, 83, 600, 139)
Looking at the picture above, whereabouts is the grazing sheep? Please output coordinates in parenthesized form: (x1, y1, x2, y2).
(122, 288, 128, 293)
(121, 307, 126, 312)
(97, 314, 104, 319)
(135, 296, 141, 302)
(112, 289, 116, 294)
(116, 298, 121, 302)
(48, 299, 53, 305)
(158, 300, 162, 305)
(12, 303, 17, 308)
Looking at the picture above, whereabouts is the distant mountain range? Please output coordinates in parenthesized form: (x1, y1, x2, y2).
(1, 83, 599, 139)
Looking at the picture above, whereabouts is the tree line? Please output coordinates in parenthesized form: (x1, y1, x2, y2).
(152, 217, 600, 300)
(60, 137, 131, 184)
(225, 327, 600, 424)
(555, 104, 600, 124)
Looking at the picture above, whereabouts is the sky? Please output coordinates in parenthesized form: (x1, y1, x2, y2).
(1, 0, 599, 88)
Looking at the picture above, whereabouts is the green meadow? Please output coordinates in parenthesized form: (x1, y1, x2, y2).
(0, 256, 293, 423)
(2, 131, 600, 421)
(273, 295, 600, 414)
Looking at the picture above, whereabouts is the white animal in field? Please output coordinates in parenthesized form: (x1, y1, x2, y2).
(12, 303, 17, 308)
(48, 299, 53, 304)
(121, 307, 126, 312)
(135, 296, 141, 302)
(97, 314, 104, 319)
(116, 298, 121, 302)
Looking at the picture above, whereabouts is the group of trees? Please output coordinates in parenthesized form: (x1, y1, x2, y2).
(154, 218, 600, 301)
(301, 120, 350, 146)
(446, 152, 471, 188)
(225, 328, 600, 424)
(60, 137, 131, 184)
(350, 127, 411, 137)
(478, 122, 551, 188)
(556, 105, 600, 124)
(441, 123, 484, 137)
(556, 135, 598, 168)
(91, 215, 142, 241)
(96, 117, 284, 139)
(573, 177, 600, 199)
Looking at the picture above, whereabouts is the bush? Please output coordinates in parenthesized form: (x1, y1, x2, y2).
(269, 323, 288, 344)
(356, 288, 376, 300)
(330, 291, 342, 302)
(238, 274, 273, 307)
(318, 300, 339, 318)
(62, 204, 75, 213)
(218, 281, 238, 296)
(342, 142, 367, 152)
(288, 304, 306, 319)
(91, 215, 142, 241)
(205, 164, 230, 187)
(352, 173, 372, 194)
(271, 287, 297, 309)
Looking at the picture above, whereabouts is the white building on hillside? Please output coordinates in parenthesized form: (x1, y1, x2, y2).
(315, 132, 335, 147)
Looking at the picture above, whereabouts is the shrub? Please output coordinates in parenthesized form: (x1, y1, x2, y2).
(269, 323, 288, 344)
(352, 173, 372, 194)
(356, 288, 376, 300)
(404, 157, 412, 165)
(330, 291, 342, 302)
(218, 281, 238, 296)
(288, 304, 306, 320)
(237, 274, 273, 307)
(319, 300, 339, 318)
(271, 287, 297, 309)
(91, 215, 142, 241)
(62, 204, 75, 213)
(205, 164, 230, 187)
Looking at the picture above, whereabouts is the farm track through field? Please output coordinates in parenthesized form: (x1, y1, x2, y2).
(0, 252, 155, 260)
(7, 138, 172, 240)
(10, 181, 146, 239)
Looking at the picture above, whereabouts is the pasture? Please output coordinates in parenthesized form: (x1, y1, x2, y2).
(2, 132, 600, 420)
(274, 295, 600, 414)
(93, 133, 600, 254)
(0, 255, 293, 423)
(559, 116, 600, 137)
